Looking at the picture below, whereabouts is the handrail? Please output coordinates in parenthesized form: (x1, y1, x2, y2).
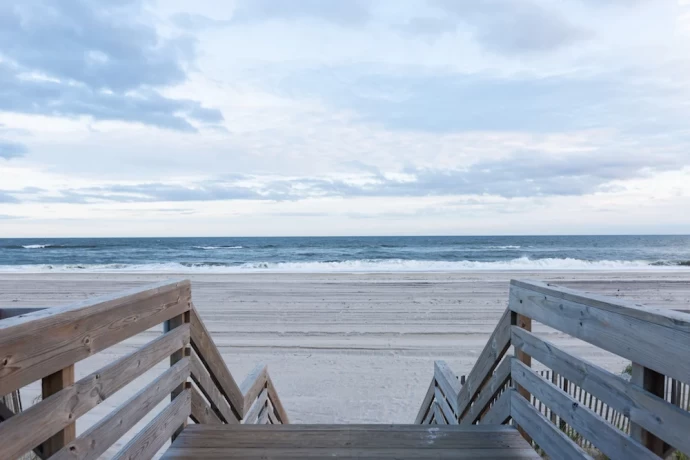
(415, 279, 690, 459)
(0, 279, 289, 459)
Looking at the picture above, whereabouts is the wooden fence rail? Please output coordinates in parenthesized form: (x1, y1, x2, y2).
(0, 280, 288, 459)
(416, 279, 690, 459)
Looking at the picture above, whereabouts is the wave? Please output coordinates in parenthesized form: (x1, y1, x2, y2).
(0, 257, 688, 273)
(192, 246, 243, 250)
(22, 244, 53, 249)
(3, 244, 100, 250)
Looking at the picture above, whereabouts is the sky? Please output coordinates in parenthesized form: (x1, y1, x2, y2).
(1, 0, 690, 237)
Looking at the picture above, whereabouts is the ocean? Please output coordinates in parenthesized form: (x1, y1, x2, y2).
(1, 235, 689, 272)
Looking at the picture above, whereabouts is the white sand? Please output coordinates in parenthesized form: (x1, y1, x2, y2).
(1, 270, 689, 456)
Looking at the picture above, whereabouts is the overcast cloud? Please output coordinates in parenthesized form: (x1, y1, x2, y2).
(1, 0, 689, 236)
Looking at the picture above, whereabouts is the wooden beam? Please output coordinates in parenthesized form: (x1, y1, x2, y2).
(414, 376, 435, 424)
(166, 310, 191, 441)
(461, 356, 512, 425)
(266, 373, 289, 424)
(40, 365, 76, 457)
(434, 361, 461, 415)
(512, 326, 690, 454)
(0, 324, 190, 460)
(51, 357, 190, 460)
(512, 311, 532, 444)
(511, 391, 592, 460)
(630, 364, 667, 456)
(482, 388, 513, 425)
(240, 363, 268, 416)
(190, 386, 222, 425)
(242, 388, 268, 424)
(434, 387, 458, 424)
(189, 351, 239, 424)
(0, 279, 191, 396)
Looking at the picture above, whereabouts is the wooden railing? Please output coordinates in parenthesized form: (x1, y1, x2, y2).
(0, 280, 288, 459)
(416, 279, 690, 459)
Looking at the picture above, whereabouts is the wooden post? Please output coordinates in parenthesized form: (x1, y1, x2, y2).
(40, 365, 76, 456)
(630, 363, 667, 455)
(512, 312, 533, 444)
(164, 310, 191, 441)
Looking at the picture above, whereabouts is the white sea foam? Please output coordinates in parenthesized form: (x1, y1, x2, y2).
(192, 246, 243, 250)
(0, 257, 686, 273)
(22, 244, 52, 249)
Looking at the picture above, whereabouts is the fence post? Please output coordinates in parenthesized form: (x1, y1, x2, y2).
(165, 310, 191, 441)
(630, 363, 666, 455)
(40, 365, 76, 456)
(511, 312, 532, 444)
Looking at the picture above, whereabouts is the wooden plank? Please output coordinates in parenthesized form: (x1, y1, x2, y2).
(163, 447, 541, 459)
(0, 324, 190, 460)
(421, 403, 434, 424)
(434, 361, 461, 414)
(172, 424, 531, 450)
(52, 357, 190, 460)
(257, 404, 270, 424)
(512, 359, 657, 460)
(243, 388, 268, 424)
(0, 279, 191, 396)
(482, 388, 512, 425)
(630, 364, 667, 456)
(113, 388, 191, 460)
(190, 306, 244, 417)
(456, 307, 512, 419)
(462, 356, 512, 424)
(509, 282, 690, 385)
(166, 311, 190, 442)
(40, 365, 76, 457)
(512, 326, 690, 454)
(189, 351, 238, 424)
(434, 387, 458, 424)
(414, 376, 435, 424)
(239, 363, 268, 416)
(266, 373, 289, 424)
(191, 386, 222, 425)
(511, 391, 592, 460)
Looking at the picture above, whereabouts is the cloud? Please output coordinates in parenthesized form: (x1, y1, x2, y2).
(231, 0, 371, 26)
(0, 0, 223, 130)
(0, 140, 27, 159)
(400, 0, 588, 54)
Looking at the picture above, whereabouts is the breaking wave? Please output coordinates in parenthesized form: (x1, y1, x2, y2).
(0, 257, 688, 273)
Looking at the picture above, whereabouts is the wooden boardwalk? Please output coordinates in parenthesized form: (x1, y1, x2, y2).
(162, 424, 540, 459)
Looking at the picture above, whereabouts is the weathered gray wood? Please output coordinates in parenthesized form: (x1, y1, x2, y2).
(113, 388, 191, 460)
(421, 401, 434, 424)
(630, 363, 667, 456)
(243, 388, 268, 424)
(52, 357, 190, 460)
(434, 387, 458, 424)
(414, 376, 435, 424)
(509, 282, 690, 385)
(190, 305, 244, 417)
(0, 324, 190, 460)
(240, 363, 268, 416)
(456, 307, 512, 419)
(511, 280, 690, 333)
(462, 356, 512, 425)
(40, 364, 76, 457)
(162, 447, 541, 459)
(165, 311, 190, 442)
(189, 351, 239, 424)
(512, 326, 690, 454)
(512, 359, 657, 460)
(266, 373, 289, 424)
(433, 401, 447, 424)
(257, 404, 270, 424)
(172, 424, 531, 450)
(191, 386, 222, 425)
(0, 279, 191, 396)
(511, 391, 592, 460)
(434, 361, 461, 414)
(481, 388, 512, 425)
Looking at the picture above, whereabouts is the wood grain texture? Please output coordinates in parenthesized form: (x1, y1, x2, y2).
(0, 279, 191, 396)
(509, 283, 690, 385)
(243, 388, 268, 424)
(434, 360, 461, 414)
(481, 387, 512, 425)
(461, 356, 512, 425)
(455, 307, 512, 419)
(0, 324, 189, 460)
(512, 359, 657, 460)
(511, 391, 592, 460)
(40, 365, 76, 457)
(190, 305, 244, 417)
(240, 363, 268, 416)
(189, 351, 238, 424)
(512, 326, 690, 455)
(434, 387, 458, 424)
(414, 376, 435, 424)
(191, 386, 223, 425)
(52, 357, 190, 460)
(113, 388, 191, 460)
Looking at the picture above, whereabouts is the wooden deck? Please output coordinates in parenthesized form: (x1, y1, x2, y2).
(162, 424, 540, 459)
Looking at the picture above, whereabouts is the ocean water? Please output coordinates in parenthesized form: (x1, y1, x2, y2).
(0, 235, 689, 272)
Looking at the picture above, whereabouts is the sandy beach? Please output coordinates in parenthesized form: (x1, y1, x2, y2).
(1, 270, 689, 455)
